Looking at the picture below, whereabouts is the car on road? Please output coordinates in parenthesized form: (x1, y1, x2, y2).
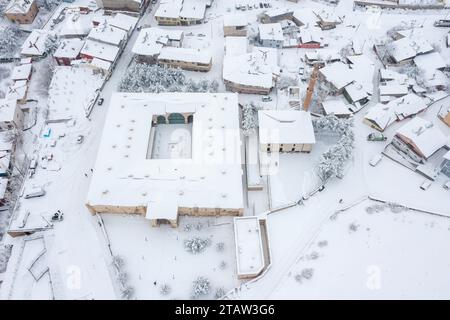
(367, 132, 387, 142)
(97, 97, 104, 105)
(262, 95, 272, 102)
(420, 180, 432, 190)
(369, 154, 382, 167)
(76, 135, 84, 144)
(25, 187, 46, 199)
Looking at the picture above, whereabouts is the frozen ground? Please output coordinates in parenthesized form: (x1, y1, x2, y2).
(0, 0, 449, 300)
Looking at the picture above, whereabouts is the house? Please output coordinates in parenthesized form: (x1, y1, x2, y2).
(157, 47, 212, 72)
(258, 110, 316, 153)
(364, 94, 428, 131)
(440, 150, 450, 177)
(343, 83, 370, 111)
(379, 68, 408, 85)
(438, 106, 450, 127)
(58, 9, 93, 38)
(155, 0, 208, 26)
(11, 64, 32, 81)
(54, 39, 84, 66)
(389, 37, 434, 64)
(4, 0, 39, 24)
(315, 11, 342, 30)
(223, 14, 249, 37)
(85, 92, 244, 225)
(258, 23, 284, 49)
(0, 99, 24, 131)
(259, 8, 293, 24)
(392, 117, 448, 163)
(223, 47, 280, 95)
(95, 0, 149, 13)
(379, 84, 409, 98)
(132, 27, 184, 63)
(299, 29, 324, 48)
(87, 22, 127, 48)
(319, 62, 354, 94)
(321, 98, 352, 118)
(20, 30, 49, 57)
(80, 39, 121, 64)
(5, 80, 28, 104)
(107, 13, 139, 36)
(304, 49, 340, 65)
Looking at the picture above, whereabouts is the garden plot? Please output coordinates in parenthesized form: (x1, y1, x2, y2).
(270, 199, 450, 299)
(102, 214, 238, 299)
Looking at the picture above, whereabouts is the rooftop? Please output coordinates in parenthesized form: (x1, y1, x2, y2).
(258, 110, 316, 145)
(86, 92, 244, 212)
(259, 23, 284, 42)
(54, 38, 85, 59)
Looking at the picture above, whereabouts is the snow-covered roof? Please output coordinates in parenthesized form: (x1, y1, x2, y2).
(225, 36, 248, 57)
(223, 13, 252, 27)
(180, 0, 206, 20)
(304, 49, 340, 61)
(390, 37, 433, 63)
(364, 93, 428, 131)
(322, 98, 351, 116)
(21, 30, 48, 56)
(87, 22, 126, 46)
(155, 0, 183, 18)
(259, 23, 284, 42)
(292, 8, 318, 26)
(300, 29, 323, 44)
(54, 38, 84, 59)
(396, 117, 448, 159)
(145, 193, 179, 220)
(132, 28, 184, 56)
(58, 11, 92, 37)
(86, 92, 244, 211)
(47, 66, 105, 119)
(90, 58, 111, 71)
(158, 47, 211, 64)
(379, 84, 409, 96)
(5, 80, 28, 101)
(11, 63, 32, 81)
(107, 13, 138, 33)
(0, 99, 18, 123)
(344, 83, 370, 103)
(319, 62, 354, 90)
(5, 0, 34, 14)
(81, 39, 120, 62)
(258, 110, 316, 145)
(414, 52, 446, 72)
(379, 68, 408, 84)
(223, 47, 280, 90)
(234, 216, 265, 278)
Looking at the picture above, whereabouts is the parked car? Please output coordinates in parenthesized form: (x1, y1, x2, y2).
(369, 154, 382, 167)
(76, 135, 84, 144)
(51, 210, 64, 222)
(29, 154, 38, 170)
(367, 132, 387, 142)
(25, 187, 46, 199)
(262, 95, 272, 102)
(97, 98, 104, 105)
(420, 180, 432, 190)
(443, 181, 450, 190)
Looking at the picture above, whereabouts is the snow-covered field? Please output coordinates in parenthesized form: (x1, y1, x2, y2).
(0, 0, 449, 301)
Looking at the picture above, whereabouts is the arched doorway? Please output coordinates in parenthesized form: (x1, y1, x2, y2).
(157, 115, 166, 124)
(168, 113, 185, 124)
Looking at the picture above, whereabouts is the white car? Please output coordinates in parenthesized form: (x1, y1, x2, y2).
(369, 154, 382, 167)
(420, 180, 432, 191)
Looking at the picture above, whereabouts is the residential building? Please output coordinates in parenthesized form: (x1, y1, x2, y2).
(223, 14, 249, 37)
(155, 0, 208, 26)
(259, 8, 293, 24)
(20, 29, 49, 57)
(392, 117, 448, 162)
(258, 23, 284, 49)
(4, 0, 39, 24)
(157, 47, 212, 72)
(95, 0, 149, 13)
(54, 39, 84, 66)
(223, 47, 280, 94)
(0, 99, 24, 131)
(5, 80, 28, 104)
(11, 64, 32, 81)
(258, 110, 316, 153)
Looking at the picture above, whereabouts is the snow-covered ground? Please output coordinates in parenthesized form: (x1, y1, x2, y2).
(0, 0, 450, 300)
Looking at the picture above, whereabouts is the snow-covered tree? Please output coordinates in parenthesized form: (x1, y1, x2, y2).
(242, 103, 259, 136)
(160, 283, 171, 296)
(192, 277, 211, 299)
(0, 25, 23, 58)
(216, 242, 225, 252)
(214, 287, 226, 299)
(276, 76, 298, 90)
(184, 237, 211, 254)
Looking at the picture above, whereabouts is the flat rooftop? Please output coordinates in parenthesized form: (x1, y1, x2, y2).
(86, 93, 244, 211)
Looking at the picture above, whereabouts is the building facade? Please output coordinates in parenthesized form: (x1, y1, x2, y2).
(5, 0, 39, 24)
